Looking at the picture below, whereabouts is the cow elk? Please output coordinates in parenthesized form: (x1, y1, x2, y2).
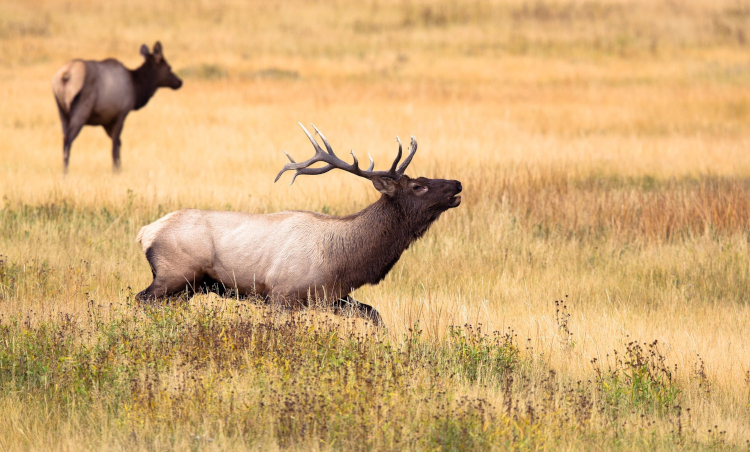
(135, 124, 463, 326)
(52, 41, 182, 173)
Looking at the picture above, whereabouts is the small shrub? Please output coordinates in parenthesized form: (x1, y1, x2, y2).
(592, 340, 681, 416)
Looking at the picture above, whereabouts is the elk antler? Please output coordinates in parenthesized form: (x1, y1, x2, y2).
(275, 123, 418, 185)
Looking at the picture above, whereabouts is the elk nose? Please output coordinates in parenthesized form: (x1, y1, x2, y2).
(455, 181, 462, 192)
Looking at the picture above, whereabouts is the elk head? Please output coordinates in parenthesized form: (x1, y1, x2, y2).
(140, 41, 183, 90)
(275, 123, 462, 232)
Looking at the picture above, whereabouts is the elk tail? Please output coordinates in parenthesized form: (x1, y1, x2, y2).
(136, 212, 178, 252)
(52, 60, 86, 114)
(136, 225, 147, 246)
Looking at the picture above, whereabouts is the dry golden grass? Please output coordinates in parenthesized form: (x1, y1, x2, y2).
(1, 0, 750, 450)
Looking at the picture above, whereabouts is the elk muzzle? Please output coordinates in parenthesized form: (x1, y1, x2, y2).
(448, 180, 462, 208)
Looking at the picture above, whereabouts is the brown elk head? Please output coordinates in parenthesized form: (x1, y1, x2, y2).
(139, 41, 183, 90)
(276, 124, 462, 227)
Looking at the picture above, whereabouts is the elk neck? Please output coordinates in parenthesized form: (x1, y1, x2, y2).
(324, 195, 440, 288)
(129, 62, 159, 110)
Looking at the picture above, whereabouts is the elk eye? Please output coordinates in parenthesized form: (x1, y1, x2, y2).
(412, 185, 427, 193)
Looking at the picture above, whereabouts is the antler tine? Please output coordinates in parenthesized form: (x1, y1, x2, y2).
(299, 123, 326, 156)
(289, 165, 336, 185)
(276, 160, 337, 185)
(350, 150, 361, 170)
(275, 162, 311, 183)
(396, 136, 417, 175)
(388, 136, 403, 174)
(273, 151, 303, 183)
(366, 153, 374, 172)
(275, 162, 292, 183)
(311, 124, 336, 156)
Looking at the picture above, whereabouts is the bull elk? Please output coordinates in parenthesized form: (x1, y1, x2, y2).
(135, 124, 463, 326)
(52, 41, 182, 173)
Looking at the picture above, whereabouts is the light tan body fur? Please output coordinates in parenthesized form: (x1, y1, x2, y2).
(137, 205, 404, 304)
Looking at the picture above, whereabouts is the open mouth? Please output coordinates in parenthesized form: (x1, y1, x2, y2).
(447, 183, 462, 208)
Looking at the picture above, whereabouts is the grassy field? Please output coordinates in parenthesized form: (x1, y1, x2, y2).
(2, 0, 750, 450)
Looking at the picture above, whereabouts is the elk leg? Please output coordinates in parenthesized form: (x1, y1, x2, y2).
(136, 272, 204, 302)
(62, 118, 85, 174)
(55, 101, 71, 173)
(334, 295, 383, 327)
(61, 97, 94, 173)
(136, 277, 181, 301)
(104, 114, 127, 172)
(55, 101, 70, 136)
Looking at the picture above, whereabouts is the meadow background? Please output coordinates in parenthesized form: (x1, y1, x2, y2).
(1, 0, 750, 450)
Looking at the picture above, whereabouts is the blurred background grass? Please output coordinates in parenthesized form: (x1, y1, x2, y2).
(1, 0, 750, 449)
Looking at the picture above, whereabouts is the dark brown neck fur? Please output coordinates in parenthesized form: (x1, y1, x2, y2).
(322, 196, 443, 293)
(129, 62, 159, 110)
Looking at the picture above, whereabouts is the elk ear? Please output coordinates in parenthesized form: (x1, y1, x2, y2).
(152, 41, 163, 63)
(371, 176, 398, 197)
(140, 44, 150, 58)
